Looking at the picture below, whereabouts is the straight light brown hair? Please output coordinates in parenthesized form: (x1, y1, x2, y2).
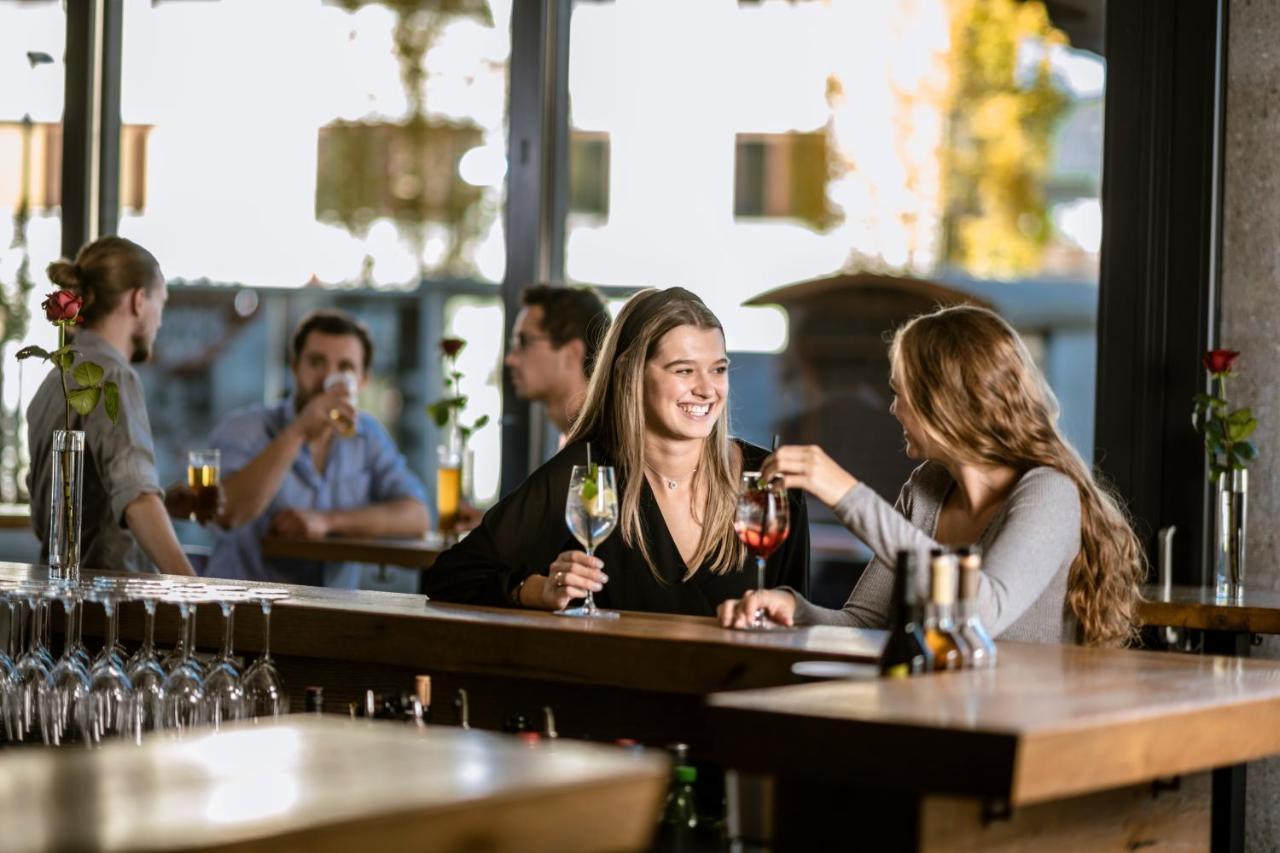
(566, 288, 745, 581)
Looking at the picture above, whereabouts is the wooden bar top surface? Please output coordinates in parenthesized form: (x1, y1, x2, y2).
(0, 563, 886, 695)
(1138, 583, 1280, 634)
(260, 535, 444, 569)
(707, 641, 1280, 806)
(0, 717, 666, 853)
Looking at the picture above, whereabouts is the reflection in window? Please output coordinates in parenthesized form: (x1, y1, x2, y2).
(112, 0, 511, 542)
(569, 130, 610, 217)
(733, 131, 832, 229)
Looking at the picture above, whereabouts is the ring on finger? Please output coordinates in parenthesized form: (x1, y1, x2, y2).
(555, 571, 565, 587)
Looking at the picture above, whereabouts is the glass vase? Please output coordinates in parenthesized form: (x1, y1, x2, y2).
(48, 429, 85, 581)
(1214, 468, 1248, 602)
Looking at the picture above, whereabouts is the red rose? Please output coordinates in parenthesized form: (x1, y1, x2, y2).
(1203, 349, 1240, 375)
(42, 290, 83, 324)
(440, 338, 466, 357)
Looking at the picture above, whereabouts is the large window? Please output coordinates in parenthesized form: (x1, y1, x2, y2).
(566, 0, 1104, 605)
(0, 0, 65, 506)
(114, 0, 511, 512)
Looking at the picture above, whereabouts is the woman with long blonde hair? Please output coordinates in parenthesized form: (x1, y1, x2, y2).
(719, 304, 1143, 646)
(426, 287, 809, 615)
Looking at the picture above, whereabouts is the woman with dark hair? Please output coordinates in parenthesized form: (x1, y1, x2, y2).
(426, 287, 809, 616)
(719, 304, 1144, 646)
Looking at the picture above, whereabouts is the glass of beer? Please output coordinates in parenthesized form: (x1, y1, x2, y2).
(437, 444, 463, 542)
(323, 371, 358, 438)
(187, 449, 220, 524)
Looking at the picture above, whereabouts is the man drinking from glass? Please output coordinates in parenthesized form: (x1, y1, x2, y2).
(203, 310, 429, 588)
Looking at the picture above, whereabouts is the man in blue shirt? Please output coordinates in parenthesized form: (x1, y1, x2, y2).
(203, 310, 430, 587)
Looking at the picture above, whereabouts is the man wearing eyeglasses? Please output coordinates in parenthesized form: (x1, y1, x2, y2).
(505, 285, 611, 436)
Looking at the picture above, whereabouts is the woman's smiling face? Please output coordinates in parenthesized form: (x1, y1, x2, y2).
(643, 324, 729, 442)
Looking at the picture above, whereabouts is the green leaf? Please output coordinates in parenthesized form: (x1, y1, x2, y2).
(67, 386, 100, 416)
(426, 400, 452, 428)
(1205, 419, 1225, 439)
(15, 345, 50, 361)
(1227, 418, 1257, 442)
(1227, 408, 1253, 425)
(580, 462, 600, 503)
(51, 348, 76, 371)
(72, 360, 104, 387)
(471, 414, 490, 432)
(103, 382, 120, 424)
(1234, 440, 1258, 462)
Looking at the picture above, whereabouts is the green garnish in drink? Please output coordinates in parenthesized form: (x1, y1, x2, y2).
(580, 462, 599, 503)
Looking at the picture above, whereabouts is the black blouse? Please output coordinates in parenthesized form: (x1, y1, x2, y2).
(424, 440, 809, 616)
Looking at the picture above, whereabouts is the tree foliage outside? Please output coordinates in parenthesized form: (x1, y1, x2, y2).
(941, 0, 1070, 279)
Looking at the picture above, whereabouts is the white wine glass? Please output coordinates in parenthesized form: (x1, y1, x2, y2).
(556, 464, 619, 619)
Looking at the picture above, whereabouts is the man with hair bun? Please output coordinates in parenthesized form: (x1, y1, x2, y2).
(26, 236, 196, 575)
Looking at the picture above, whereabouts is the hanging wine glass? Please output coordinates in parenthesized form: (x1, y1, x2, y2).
(41, 585, 91, 746)
(203, 586, 248, 730)
(86, 587, 138, 745)
(13, 583, 53, 743)
(241, 588, 290, 720)
(159, 587, 208, 734)
(126, 586, 169, 734)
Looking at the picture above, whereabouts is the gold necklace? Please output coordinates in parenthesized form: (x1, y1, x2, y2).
(645, 462, 697, 491)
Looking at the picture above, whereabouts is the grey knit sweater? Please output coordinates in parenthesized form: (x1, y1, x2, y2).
(790, 462, 1080, 643)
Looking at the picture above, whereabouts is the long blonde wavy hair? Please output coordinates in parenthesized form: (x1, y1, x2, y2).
(890, 305, 1144, 647)
(566, 288, 745, 581)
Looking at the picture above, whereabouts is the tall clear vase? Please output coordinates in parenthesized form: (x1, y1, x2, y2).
(1214, 469, 1248, 602)
(48, 430, 85, 581)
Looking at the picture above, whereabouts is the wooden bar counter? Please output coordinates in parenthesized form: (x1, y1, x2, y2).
(707, 642, 1280, 850)
(0, 563, 883, 751)
(15, 563, 1280, 850)
(0, 717, 667, 852)
(259, 535, 443, 570)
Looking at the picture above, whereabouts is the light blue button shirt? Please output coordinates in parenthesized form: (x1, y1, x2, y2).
(202, 398, 427, 588)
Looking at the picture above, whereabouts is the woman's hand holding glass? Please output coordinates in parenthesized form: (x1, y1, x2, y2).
(717, 588, 797, 629)
(535, 552, 608, 611)
(761, 445, 858, 508)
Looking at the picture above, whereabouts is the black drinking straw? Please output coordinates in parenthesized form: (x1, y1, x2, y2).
(586, 442, 592, 469)
(771, 433, 781, 452)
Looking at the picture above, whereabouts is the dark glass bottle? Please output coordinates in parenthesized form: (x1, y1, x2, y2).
(656, 743, 699, 851)
(304, 685, 324, 715)
(923, 548, 971, 670)
(879, 550, 934, 677)
(956, 546, 998, 668)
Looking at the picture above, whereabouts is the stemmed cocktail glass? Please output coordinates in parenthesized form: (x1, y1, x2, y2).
(556, 464, 619, 619)
(733, 473, 791, 631)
